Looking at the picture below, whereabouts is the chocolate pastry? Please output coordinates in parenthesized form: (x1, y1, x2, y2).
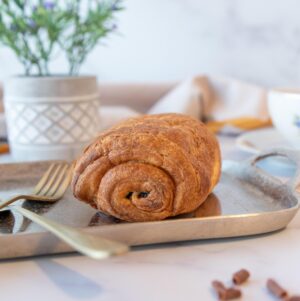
(72, 113, 221, 222)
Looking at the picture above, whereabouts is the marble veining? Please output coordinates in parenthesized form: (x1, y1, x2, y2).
(1, 0, 300, 87)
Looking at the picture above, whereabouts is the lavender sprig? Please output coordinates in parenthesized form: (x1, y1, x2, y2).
(43, 1, 55, 10)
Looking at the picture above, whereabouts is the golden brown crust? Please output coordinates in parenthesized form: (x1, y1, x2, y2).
(72, 113, 221, 222)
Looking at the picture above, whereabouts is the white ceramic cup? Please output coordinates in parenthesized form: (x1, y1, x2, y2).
(4, 76, 100, 161)
(268, 88, 300, 148)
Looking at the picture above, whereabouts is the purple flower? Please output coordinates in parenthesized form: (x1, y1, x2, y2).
(111, 0, 121, 11)
(110, 24, 117, 30)
(27, 19, 37, 29)
(43, 1, 55, 10)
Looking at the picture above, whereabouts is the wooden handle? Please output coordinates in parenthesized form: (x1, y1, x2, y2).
(0, 144, 9, 154)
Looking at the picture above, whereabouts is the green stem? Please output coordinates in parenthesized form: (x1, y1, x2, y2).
(21, 35, 43, 75)
(67, 0, 81, 75)
(35, 61, 43, 76)
(36, 33, 49, 75)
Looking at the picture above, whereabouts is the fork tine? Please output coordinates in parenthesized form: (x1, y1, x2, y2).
(46, 164, 69, 196)
(33, 163, 56, 195)
(37, 163, 67, 196)
(53, 166, 73, 198)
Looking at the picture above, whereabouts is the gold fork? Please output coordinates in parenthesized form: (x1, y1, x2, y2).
(0, 162, 72, 210)
(0, 162, 129, 259)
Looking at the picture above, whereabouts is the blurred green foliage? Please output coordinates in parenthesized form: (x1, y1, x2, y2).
(0, 0, 123, 76)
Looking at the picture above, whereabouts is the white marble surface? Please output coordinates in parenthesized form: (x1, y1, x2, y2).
(1, 135, 300, 301)
(2, 0, 300, 87)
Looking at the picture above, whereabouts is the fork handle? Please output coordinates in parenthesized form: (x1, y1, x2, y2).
(0, 195, 55, 210)
(11, 206, 129, 259)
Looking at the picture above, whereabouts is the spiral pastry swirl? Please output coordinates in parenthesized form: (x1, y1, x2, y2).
(72, 113, 221, 222)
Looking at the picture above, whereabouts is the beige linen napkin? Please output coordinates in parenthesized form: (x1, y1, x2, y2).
(149, 75, 271, 134)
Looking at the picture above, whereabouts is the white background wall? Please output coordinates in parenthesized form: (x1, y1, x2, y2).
(1, 0, 300, 87)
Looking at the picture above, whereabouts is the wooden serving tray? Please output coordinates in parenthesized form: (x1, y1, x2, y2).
(0, 149, 299, 259)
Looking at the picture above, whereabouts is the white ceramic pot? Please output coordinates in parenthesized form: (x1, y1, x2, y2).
(4, 76, 100, 161)
(268, 88, 300, 149)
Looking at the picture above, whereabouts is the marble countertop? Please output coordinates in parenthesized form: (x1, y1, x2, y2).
(1, 135, 299, 301)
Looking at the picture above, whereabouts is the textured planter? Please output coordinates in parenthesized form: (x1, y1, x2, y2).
(4, 76, 100, 161)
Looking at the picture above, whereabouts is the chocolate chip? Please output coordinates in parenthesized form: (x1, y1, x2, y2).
(212, 281, 242, 300)
(138, 192, 149, 198)
(267, 279, 288, 299)
(125, 192, 133, 199)
(232, 269, 250, 285)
